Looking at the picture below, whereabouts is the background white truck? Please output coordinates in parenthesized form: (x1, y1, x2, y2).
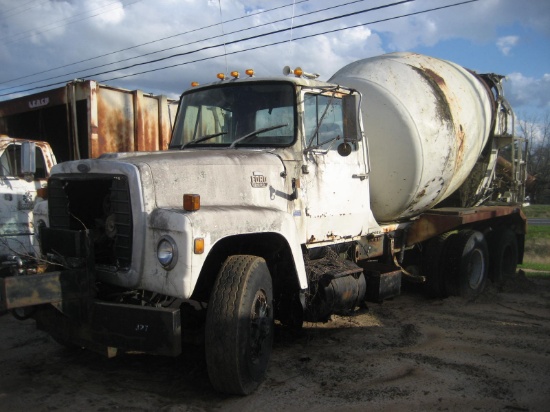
(0, 137, 56, 277)
(0, 81, 178, 277)
(0, 53, 527, 395)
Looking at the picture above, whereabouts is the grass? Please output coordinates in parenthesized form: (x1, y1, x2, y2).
(522, 204, 550, 218)
(519, 205, 550, 276)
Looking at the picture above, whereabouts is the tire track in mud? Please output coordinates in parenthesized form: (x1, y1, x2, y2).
(1, 275, 549, 411)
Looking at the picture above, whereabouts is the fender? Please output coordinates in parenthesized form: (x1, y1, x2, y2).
(147, 206, 307, 299)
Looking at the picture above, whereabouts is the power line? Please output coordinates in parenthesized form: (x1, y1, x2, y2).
(81, 0, 416, 80)
(1, 0, 49, 19)
(0, 0, 142, 44)
(0, 0, 310, 87)
(0, 0, 479, 98)
(1, 0, 368, 92)
(1, 0, 413, 96)
(101, 0, 480, 83)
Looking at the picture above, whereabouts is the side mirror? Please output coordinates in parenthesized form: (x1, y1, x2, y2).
(21, 141, 36, 181)
(342, 94, 359, 143)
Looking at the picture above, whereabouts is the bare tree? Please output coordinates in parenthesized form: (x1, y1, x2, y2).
(518, 111, 550, 203)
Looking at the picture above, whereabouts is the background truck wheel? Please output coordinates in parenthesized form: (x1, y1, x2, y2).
(205, 255, 274, 395)
(422, 232, 456, 298)
(487, 227, 518, 284)
(444, 230, 488, 300)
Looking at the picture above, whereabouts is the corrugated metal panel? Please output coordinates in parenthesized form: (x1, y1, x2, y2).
(0, 80, 178, 160)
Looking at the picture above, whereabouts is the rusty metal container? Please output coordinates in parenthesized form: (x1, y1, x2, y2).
(329, 52, 494, 222)
(0, 81, 178, 162)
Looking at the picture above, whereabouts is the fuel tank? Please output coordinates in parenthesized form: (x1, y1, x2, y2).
(329, 52, 495, 222)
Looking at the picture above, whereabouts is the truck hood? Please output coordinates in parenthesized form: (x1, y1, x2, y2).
(140, 150, 290, 211)
(54, 149, 292, 212)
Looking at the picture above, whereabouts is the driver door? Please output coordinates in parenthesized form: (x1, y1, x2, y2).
(300, 92, 375, 244)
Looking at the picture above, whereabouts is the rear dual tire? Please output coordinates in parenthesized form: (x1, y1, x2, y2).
(487, 227, 518, 283)
(423, 230, 489, 300)
(444, 230, 488, 300)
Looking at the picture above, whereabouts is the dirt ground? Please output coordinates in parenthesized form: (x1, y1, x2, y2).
(1, 272, 549, 412)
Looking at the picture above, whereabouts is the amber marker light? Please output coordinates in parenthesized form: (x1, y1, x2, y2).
(293, 67, 303, 77)
(230, 71, 239, 78)
(191, 81, 199, 87)
(183, 194, 200, 211)
(245, 69, 254, 77)
(217, 73, 225, 80)
(194, 238, 205, 254)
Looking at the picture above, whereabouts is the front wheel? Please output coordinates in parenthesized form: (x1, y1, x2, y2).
(205, 255, 274, 395)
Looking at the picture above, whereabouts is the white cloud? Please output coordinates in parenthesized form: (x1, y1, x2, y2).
(506, 72, 550, 109)
(496, 35, 519, 56)
(84, 1, 126, 27)
(371, 0, 550, 51)
(0, 0, 548, 116)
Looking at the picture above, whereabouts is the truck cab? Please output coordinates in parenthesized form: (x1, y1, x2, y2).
(168, 75, 379, 246)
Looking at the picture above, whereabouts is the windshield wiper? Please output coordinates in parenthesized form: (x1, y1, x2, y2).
(229, 124, 288, 149)
(180, 132, 227, 149)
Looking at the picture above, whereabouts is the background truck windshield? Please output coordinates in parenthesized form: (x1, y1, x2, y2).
(170, 82, 295, 148)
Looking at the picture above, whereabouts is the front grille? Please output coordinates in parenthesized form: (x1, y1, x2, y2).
(47, 174, 133, 269)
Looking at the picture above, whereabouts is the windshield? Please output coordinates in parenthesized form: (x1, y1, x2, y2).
(170, 82, 296, 149)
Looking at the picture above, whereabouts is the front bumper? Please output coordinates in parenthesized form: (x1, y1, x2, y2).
(1, 228, 182, 357)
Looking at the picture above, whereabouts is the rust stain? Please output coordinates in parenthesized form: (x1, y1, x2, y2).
(423, 68, 446, 87)
(411, 65, 453, 127)
(36, 141, 56, 174)
(97, 95, 133, 155)
(141, 98, 160, 152)
(407, 206, 526, 246)
(456, 124, 465, 169)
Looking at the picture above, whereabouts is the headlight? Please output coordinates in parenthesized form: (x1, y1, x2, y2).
(157, 236, 178, 270)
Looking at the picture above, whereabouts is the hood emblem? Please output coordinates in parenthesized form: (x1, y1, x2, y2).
(250, 172, 267, 188)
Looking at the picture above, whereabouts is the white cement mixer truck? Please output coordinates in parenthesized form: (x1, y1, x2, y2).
(0, 52, 527, 395)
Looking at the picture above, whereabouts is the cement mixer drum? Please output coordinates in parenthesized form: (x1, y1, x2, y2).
(329, 52, 494, 222)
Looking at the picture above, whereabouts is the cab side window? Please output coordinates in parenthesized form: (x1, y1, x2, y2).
(0, 144, 21, 177)
(0, 143, 47, 178)
(304, 93, 344, 150)
(35, 146, 47, 179)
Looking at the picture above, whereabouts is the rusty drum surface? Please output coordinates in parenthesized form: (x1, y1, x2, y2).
(329, 52, 493, 222)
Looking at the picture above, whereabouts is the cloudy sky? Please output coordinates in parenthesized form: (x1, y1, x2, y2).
(0, 0, 549, 119)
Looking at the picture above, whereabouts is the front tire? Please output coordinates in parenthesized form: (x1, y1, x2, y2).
(205, 255, 274, 395)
